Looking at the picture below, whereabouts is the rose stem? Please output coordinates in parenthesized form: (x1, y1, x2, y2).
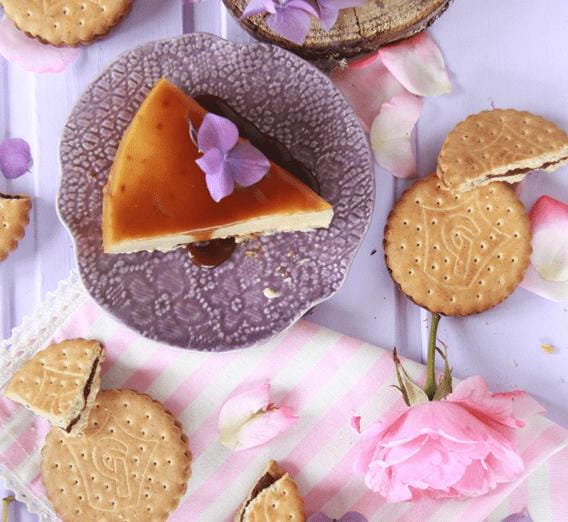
(2, 496, 14, 522)
(424, 312, 441, 400)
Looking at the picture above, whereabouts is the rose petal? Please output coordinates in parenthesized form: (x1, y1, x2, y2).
(231, 405, 298, 451)
(0, 16, 79, 74)
(266, 7, 313, 46)
(520, 195, 568, 301)
(529, 195, 568, 282)
(331, 57, 407, 132)
(378, 32, 451, 96)
(0, 138, 32, 179)
(227, 141, 270, 187)
(218, 381, 297, 450)
(197, 113, 239, 154)
(219, 381, 271, 443)
(447, 376, 544, 429)
(369, 92, 422, 178)
(351, 415, 361, 434)
(520, 265, 568, 302)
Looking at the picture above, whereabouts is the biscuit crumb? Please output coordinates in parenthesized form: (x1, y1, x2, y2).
(540, 343, 554, 354)
(263, 288, 281, 299)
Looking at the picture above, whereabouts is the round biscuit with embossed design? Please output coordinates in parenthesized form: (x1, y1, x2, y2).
(384, 174, 532, 316)
(0, 0, 133, 47)
(41, 389, 191, 522)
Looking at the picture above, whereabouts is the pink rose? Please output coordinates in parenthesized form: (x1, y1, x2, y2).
(353, 376, 543, 502)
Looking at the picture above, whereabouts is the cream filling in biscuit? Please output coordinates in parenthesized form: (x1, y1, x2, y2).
(65, 356, 100, 433)
(240, 472, 278, 521)
(457, 156, 568, 192)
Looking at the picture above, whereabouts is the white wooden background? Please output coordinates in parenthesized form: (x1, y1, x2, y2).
(1, 1, 567, 519)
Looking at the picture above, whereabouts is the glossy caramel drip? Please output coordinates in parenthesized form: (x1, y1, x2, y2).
(186, 238, 236, 268)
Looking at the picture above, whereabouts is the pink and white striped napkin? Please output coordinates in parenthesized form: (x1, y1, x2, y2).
(0, 274, 567, 521)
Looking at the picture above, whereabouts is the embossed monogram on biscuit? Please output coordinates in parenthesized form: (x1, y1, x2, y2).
(66, 416, 158, 511)
(33, 367, 83, 415)
(421, 194, 510, 288)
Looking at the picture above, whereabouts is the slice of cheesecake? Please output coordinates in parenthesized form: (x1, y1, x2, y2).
(102, 79, 333, 254)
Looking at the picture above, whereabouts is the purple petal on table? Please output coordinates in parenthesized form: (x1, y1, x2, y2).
(242, 0, 277, 17)
(307, 514, 332, 522)
(227, 142, 270, 187)
(501, 509, 533, 522)
(307, 513, 368, 522)
(317, 0, 365, 31)
(0, 138, 32, 179)
(266, 7, 313, 45)
(339, 512, 368, 522)
(0, 16, 79, 74)
(197, 113, 239, 154)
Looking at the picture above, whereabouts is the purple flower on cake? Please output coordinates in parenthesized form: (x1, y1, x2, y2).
(0, 138, 32, 179)
(241, 0, 365, 45)
(193, 113, 270, 202)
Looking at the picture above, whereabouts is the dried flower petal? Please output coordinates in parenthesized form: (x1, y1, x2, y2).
(378, 32, 451, 97)
(0, 138, 32, 179)
(369, 92, 422, 178)
(0, 16, 79, 74)
(218, 381, 297, 451)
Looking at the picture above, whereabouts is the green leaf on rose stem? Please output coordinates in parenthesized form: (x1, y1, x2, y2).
(393, 348, 429, 406)
(433, 343, 453, 401)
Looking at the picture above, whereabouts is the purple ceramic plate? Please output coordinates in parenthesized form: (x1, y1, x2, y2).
(58, 33, 374, 351)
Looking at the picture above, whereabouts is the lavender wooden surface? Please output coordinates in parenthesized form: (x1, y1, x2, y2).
(0, 0, 567, 520)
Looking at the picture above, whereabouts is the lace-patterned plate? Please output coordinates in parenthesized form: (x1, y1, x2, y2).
(57, 33, 374, 351)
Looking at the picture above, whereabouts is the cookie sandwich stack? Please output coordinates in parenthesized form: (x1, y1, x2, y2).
(384, 109, 568, 316)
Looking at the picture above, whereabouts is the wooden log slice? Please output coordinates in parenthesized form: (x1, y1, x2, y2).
(223, 0, 453, 68)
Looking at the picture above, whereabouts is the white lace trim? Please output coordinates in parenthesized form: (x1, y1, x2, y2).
(0, 271, 86, 521)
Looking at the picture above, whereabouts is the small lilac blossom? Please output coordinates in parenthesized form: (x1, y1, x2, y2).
(307, 512, 368, 522)
(193, 113, 270, 202)
(241, 0, 319, 45)
(317, 0, 366, 32)
(0, 138, 32, 179)
(501, 509, 534, 522)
